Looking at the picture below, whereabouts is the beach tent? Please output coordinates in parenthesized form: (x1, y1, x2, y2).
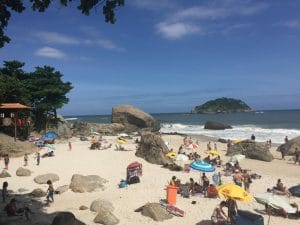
(43, 131, 58, 139)
(237, 210, 264, 225)
(288, 184, 300, 197)
(254, 193, 296, 214)
(190, 161, 215, 172)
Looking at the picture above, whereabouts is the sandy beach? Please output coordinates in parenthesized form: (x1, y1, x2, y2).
(0, 134, 299, 225)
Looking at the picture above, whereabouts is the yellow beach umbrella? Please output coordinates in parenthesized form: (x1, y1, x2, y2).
(216, 183, 253, 202)
(206, 150, 220, 156)
(166, 151, 177, 159)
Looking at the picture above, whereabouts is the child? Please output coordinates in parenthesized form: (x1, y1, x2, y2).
(2, 181, 8, 202)
(36, 152, 40, 165)
(46, 180, 54, 203)
(24, 154, 28, 166)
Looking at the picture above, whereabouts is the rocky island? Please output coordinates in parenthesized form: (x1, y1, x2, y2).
(192, 97, 252, 114)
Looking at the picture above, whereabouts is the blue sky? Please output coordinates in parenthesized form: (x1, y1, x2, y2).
(1, 0, 300, 115)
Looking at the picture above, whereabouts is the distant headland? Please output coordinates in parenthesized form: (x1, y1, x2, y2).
(192, 97, 252, 114)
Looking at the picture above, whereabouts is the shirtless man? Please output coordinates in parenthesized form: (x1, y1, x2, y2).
(233, 170, 243, 187)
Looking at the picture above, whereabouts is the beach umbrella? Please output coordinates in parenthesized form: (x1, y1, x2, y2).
(288, 184, 300, 197)
(166, 152, 177, 159)
(206, 150, 220, 156)
(217, 183, 253, 202)
(229, 154, 246, 163)
(254, 193, 296, 213)
(190, 160, 215, 172)
(43, 132, 58, 139)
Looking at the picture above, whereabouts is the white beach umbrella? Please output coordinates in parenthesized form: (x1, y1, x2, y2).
(254, 193, 296, 214)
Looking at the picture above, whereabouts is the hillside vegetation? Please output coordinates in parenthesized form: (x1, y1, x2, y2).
(193, 97, 252, 114)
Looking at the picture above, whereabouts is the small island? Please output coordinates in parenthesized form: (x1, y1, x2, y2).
(192, 97, 252, 114)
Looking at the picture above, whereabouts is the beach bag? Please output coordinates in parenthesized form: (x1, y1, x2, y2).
(127, 176, 140, 185)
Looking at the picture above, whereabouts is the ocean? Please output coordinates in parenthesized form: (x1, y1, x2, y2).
(65, 110, 300, 144)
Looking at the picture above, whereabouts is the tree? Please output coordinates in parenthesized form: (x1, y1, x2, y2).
(0, 0, 125, 48)
(27, 66, 73, 130)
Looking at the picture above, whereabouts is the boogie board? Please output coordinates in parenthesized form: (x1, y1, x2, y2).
(159, 200, 185, 217)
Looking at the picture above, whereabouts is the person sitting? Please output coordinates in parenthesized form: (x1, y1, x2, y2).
(216, 155, 222, 167)
(272, 179, 291, 196)
(169, 176, 177, 186)
(207, 184, 218, 198)
(189, 178, 195, 195)
(211, 201, 228, 225)
(203, 155, 211, 163)
(5, 198, 17, 216)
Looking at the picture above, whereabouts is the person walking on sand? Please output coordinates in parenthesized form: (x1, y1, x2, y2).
(4, 154, 9, 170)
(46, 180, 54, 203)
(36, 152, 40, 165)
(68, 141, 72, 151)
(242, 170, 251, 192)
(24, 153, 28, 166)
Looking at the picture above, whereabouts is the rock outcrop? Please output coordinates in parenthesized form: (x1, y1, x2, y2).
(69, 174, 107, 193)
(204, 121, 232, 130)
(72, 122, 125, 136)
(135, 203, 173, 221)
(30, 188, 46, 197)
(55, 185, 69, 194)
(136, 132, 172, 165)
(16, 167, 31, 176)
(47, 115, 72, 139)
(226, 140, 273, 162)
(0, 169, 11, 178)
(93, 208, 119, 225)
(34, 173, 60, 184)
(277, 136, 300, 156)
(51, 212, 86, 225)
(0, 133, 35, 157)
(111, 105, 160, 133)
(90, 199, 115, 213)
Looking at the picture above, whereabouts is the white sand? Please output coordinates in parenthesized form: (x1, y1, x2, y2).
(1, 134, 300, 225)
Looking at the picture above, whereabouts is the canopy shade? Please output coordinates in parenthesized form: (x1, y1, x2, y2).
(0, 103, 30, 109)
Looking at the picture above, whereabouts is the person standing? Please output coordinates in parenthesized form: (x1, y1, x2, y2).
(227, 198, 238, 225)
(295, 148, 300, 165)
(46, 180, 54, 203)
(242, 170, 251, 192)
(24, 153, 28, 166)
(251, 134, 256, 141)
(36, 152, 40, 165)
(280, 147, 286, 160)
(4, 154, 9, 170)
(2, 181, 8, 202)
(68, 141, 72, 151)
(284, 136, 289, 143)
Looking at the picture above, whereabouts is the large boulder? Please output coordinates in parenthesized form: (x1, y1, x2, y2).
(277, 136, 300, 156)
(94, 208, 119, 225)
(0, 133, 35, 157)
(135, 203, 173, 221)
(51, 212, 86, 225)
(16, 167, 31, 176)
(136, 132, 172, 165)
(204, 121, 232, 130)
(111, 105, 160, 132)
(0, 169, 11, 178)
(47, 115, 72, 139)
(69, 174, 107, 193)
(34, 173, 60, 184)
(227, 140, 273, 162)
(90, 199, 114, 213)
(30, 188, 46, 197)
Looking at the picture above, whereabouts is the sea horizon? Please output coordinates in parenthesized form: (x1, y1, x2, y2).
(64, 109, 300, 144)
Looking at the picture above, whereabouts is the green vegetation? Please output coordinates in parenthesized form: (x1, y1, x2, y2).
(0, 0, 125, 48)
(0, 60, 73, 131)
(193, 97, 252, 114)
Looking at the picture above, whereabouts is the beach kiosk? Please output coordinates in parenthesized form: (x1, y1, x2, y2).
(0, 103, 31, 141)
(126, 162, 142, 185)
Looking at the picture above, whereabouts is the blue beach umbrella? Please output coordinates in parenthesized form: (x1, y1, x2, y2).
(190, 160, 215, 172)
(43, 132, 58, 139)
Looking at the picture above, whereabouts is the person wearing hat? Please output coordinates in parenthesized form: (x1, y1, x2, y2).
(170, 176, 177, 186)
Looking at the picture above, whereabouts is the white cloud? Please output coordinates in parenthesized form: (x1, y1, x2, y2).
(85, 39, 125, 52)
(277, 20, 300, 28)
(129, 0, 175, 11)
(156, 22, 201, 39)
(35, 47, 66, 59)
(156, 1, 268, 39)
(33, 31, 80, 44)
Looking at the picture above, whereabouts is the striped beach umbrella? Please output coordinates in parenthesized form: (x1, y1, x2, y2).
(189, 160, 215, 172)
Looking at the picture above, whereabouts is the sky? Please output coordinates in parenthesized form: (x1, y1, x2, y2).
(1, 0, 300, 115)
